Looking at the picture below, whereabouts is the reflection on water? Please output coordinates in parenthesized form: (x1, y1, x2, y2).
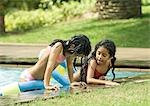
(0, 86, 71, 105)
(0, 67, 24, 87)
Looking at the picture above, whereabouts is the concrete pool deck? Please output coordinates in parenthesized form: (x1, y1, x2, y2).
(0, 43, 150, 69)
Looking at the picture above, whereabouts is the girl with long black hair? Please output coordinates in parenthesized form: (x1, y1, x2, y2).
(72, 39, 119, 86)
(20, 34, 91, 90)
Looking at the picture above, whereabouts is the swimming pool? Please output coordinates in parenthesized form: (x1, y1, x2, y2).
(0, 67, 23, 87)
(0, 66, 150, 104)
(0, 66, 149, 87)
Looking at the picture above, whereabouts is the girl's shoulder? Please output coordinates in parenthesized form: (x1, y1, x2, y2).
(89, 58, 97, 66)
(89, 58, 96, 63)
(51, 42, 63, 49)
(54, 42, 63, 46)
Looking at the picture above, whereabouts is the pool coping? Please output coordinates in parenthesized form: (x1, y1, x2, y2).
(0, 44, 150, 70)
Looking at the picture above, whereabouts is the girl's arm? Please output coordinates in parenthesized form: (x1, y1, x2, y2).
(44, 42, 63, 89)
(86, 60, 119, 86)
(71, 70, 87, 88)
(66, 56, 74, 83)
(73, 70, 80, 81)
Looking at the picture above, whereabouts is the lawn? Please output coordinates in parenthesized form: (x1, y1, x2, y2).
(0, 6, 149, 48)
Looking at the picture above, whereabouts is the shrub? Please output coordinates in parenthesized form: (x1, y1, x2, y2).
(5, 0, 95, 31)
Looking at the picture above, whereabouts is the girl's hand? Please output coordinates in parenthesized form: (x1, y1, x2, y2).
(45, 85, 60, 91)
(71, 82, 87, 89)
(71, 82, 81, 86)
(80, 82, 87, 89)
(105, 81, 120, 86)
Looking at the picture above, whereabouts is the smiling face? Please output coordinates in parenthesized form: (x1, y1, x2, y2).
(95, 46, 111, 65)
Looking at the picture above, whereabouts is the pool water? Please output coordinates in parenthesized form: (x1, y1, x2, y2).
(0, 67, 24, 87)
(0, 66, 149, 87)
(106, 70, 150, 80)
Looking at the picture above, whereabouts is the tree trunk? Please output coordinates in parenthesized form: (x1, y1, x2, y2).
(0, 15, 5, 33)
(96, 0, 142, 19)
(0, 1, 5, 33)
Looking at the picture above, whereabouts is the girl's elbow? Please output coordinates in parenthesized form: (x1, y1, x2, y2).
(86, 79, 91, 84)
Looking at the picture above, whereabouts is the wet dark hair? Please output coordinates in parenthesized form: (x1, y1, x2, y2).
(92, 39, 116, 58)
(67, 34, 91, 56)
(80, 39, 116, 82)
(49, 34, 91, 56)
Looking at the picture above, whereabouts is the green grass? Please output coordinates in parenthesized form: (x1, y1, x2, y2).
(0, 5, 150, 48)
(16, 81, 150, 106)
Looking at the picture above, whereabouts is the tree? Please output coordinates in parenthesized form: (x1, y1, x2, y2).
(0, 1, 6, 33)
(0, 0, 40, 34)
(0, 0, 80, 34)
(96, 0, 142, 19)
